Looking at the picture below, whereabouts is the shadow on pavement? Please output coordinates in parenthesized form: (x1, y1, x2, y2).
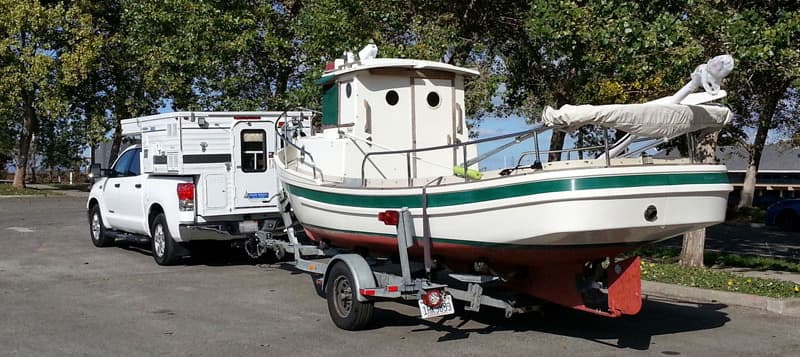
(115, 240, 268, 267)
(366, 297, 729, 350)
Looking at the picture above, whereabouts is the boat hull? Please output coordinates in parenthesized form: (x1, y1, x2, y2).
(279, 164, 732, 269)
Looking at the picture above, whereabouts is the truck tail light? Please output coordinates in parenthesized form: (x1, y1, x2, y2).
(177, 183, 195, 211)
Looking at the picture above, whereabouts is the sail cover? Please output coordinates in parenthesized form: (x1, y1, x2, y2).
(541, 103, 732, 138)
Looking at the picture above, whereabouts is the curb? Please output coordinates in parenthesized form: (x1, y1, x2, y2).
(642, 281, 800, 317)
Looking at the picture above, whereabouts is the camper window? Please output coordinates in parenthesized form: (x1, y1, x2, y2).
(241, 130, 267, 172)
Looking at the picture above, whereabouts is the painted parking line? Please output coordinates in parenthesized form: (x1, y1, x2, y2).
(5, 227, 34, 233)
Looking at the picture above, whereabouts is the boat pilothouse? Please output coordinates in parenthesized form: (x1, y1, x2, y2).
(301, 44, 479, 184)
(273, 44, 735, 329)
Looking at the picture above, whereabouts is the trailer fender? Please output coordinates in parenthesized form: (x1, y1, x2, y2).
(323, 254, 376, 302)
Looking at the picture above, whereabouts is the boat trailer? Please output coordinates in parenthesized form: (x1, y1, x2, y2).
(254, 193, 642, 330)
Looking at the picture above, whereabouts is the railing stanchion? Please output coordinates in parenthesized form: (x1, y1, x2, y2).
(603, 128, 611, 167)
(462, 143, 468, 182)
(406, 152, 412, 186)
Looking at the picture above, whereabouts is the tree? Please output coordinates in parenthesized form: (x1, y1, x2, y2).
(503, 1, 705, 159)
(0, 0, 100, 187)
(687, 2, 800, 208)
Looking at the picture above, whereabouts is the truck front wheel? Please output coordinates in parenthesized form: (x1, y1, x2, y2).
(151, 213, 180, 266)
(88, 205, 114, 247)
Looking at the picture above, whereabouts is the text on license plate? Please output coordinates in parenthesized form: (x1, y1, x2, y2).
(418, 294, 455, 319)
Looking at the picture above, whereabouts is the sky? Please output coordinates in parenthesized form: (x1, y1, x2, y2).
(474, 116, 546, 170)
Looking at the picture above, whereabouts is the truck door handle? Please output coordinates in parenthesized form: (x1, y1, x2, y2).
(114, 183, 120, 188)
(134, 184, 141, 188)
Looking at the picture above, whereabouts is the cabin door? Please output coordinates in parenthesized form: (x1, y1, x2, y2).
(413, 78, 454, 177)
(232, 121, 277, 209)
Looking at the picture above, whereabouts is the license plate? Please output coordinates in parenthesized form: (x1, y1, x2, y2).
(418, 294, 455, 319)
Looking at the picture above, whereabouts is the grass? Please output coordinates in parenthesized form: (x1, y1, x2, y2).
(0, 184, 62, 196)
(633, 246, 800, 273)
(640, 259, 800, 299)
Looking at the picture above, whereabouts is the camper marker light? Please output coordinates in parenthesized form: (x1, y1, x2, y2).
(377, 210, 399, 226)
(234, 116, 260, 120)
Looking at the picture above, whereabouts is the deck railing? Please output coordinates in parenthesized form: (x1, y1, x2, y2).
(276, 108, 700, 188)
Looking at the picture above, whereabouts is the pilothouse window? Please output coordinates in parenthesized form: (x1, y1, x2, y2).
(385, 90, 399, 106)
(426, 91, 440, 108)
(241, 130, 267, 172)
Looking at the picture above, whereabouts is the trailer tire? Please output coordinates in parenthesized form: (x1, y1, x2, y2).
(326, 262, 373, 330)
(150, 213, 180, 266)
(88, 205, 114, 247)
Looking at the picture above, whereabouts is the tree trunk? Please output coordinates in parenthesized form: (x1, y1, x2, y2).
(737, 96, 777, 209)
(28, 135, 37, 184)
(548, 131, 566, 162)
(680, 229, 706, 267)
(108, 121, 123, 167)
(679, 131, 719, 267)
(90, 144, 96, 166)
(13, 91, 36, 189)
(737, 123, 770, 208)
(738, 162, 758, 208)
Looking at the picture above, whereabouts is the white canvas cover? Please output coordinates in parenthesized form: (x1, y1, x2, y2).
(541, 103, 732, 138)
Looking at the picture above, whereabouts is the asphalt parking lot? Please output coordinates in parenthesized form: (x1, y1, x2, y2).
(2, 196, 799, 356)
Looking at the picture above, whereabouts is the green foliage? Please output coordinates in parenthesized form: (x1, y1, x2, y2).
(687, 2, 800, 207)
(504, 1, 703, 115)
(0, 0, 101, 178)
(0, 0, 798, 181)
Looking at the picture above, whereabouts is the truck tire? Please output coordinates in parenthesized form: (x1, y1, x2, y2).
(150, 213, 180, 266)
(88, 205, 114, 247)
(326, 262, 374, 330)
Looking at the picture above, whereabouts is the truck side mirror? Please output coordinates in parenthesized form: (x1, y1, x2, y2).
(90, 163, 102, 181)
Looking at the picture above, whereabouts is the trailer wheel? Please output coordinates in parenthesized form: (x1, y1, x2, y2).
(150, 213, 180, 266)
(88, 205, 114, 247)
(326, 262, 373, 330)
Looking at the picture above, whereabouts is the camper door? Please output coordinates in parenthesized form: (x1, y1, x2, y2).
(232, 121, 276, 209)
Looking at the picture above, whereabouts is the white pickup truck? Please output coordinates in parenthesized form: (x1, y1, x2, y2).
(87, 111, 311, 265)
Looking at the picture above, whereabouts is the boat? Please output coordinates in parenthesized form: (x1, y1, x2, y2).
(275, 45, 734, 317)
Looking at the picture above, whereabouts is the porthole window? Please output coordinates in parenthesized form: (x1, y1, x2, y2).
(426, 92, 440, 108)
(345, 83, 352, 98)
(385, 90, 399, 106)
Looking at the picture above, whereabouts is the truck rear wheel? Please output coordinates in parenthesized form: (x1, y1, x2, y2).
(326, 262, 373, 330)
(151, 213, 180, 266)
(88, 205, 114, 247)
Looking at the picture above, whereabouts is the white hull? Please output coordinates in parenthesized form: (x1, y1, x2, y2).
(278, 161, 731, 265)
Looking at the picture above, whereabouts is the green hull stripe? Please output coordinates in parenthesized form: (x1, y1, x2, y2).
(286, 172, 728, 209)
(303, 224, 656, 250)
